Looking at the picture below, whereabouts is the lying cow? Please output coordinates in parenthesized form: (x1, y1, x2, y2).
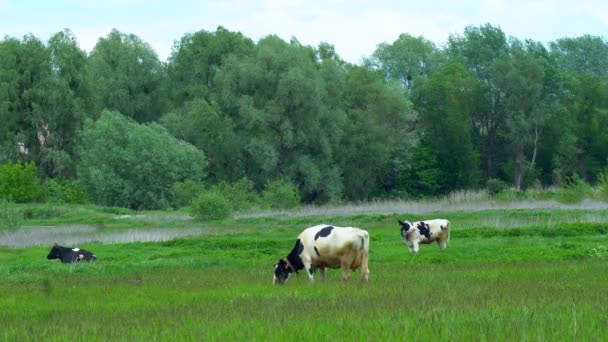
(47, 243, 97, 263)
(273, 224, 370, 285)
(398, 219, 450, 253)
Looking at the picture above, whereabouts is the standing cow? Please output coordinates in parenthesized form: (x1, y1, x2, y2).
(398, 219, 450, 253)
(47, 243, 97, 263)
(273, 224, 370, 285)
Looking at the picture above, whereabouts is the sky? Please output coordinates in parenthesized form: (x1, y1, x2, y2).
(1, 0, 607, 64)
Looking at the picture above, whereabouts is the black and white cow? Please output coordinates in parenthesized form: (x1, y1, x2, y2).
(273, 224, 370, 285)
(398, 219, 450, 253)
(47, 243, 97, 263)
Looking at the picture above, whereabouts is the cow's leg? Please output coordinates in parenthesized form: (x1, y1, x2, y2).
(319, 267, 327, 281)
(412, 241, 419, 253)
(438, 238, 447, 251)
(341, 261, 352, 282)
(405, 239, 415, 253)
(304, 263, 315, 282)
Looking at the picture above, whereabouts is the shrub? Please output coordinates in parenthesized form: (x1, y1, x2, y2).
(43, 178, 88, 204)
(486, 178, 508, 197)
(261, 179, 301, 209)
(190, 191, 231, 220)
(597, 169, 608, 202)
(557, 175, 593, 203)
(213, 178, 261, 212)
(0, 199, 22, 232)
(172, 179, 205, 208)
(78, 111, 207, 210)
(0, 161, 42, 203)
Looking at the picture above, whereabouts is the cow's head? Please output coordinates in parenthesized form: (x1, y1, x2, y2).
(47, 243, 61, 260)
(398, 220, 412, 237)
(273, 258, 294, 285)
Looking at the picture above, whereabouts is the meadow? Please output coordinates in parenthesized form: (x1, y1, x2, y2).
(1, 202, 608, 340)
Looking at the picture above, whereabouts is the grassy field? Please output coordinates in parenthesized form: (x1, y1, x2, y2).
(1, 204, 608, 340)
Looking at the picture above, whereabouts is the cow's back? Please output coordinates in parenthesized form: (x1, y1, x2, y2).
(301, 225, 369, 269)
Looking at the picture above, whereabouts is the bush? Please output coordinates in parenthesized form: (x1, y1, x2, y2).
(261, 179, 301, 209)
(213, 178, 261, 212)
(597, 169, 608, 202)
(43, 178, 88, 204)
(78, 111, 207, 210)
(190, 191, 231, 220)
(0, 161, 42, 203)
(486, 178, 508, 196)
(0, 199, 22, 232)
(557, 175, 593, 203)
(172, 179, 205, 208)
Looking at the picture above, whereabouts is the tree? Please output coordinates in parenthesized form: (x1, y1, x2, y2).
(447, 24, 510, 178)
(369, 33, 443, 90)
(416, 63, 480, 192)
(78, 110, 206, 210)
(213, 35, 346, 202)
(86, 30, 166, 122)
(340, 65, 418, 200)
(160, 98, 238, 182)
(550, 35, 608, 79)
(166, 26, 254, 108)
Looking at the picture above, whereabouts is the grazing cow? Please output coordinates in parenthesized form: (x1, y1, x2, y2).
(398, 219, 450, 253)
(273, 224, 370, 285)
(47, 243, 97, 263)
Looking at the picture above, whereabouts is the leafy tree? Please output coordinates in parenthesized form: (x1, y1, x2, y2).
(160, 98, 238, 182)
(369, 33, 443, 89)
(78, 110, 206, 210)
(0, 35, 50, 167)
(340, 65, 418, 200)
(166, 26, 254, 108)
(447, 24, 510, 178)
(416, 63, 480, 192)
(0, 161, 42, 202)
(213, 35, 348, 202)
(550, 35, 608, 79)
(86, 30, 166, 122)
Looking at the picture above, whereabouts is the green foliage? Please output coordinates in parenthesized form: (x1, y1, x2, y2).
(212, 178, 261, 212)
(86, 29, 166, 122)
(172, 179, 205, 208)
(78, 111, 206, 210)
(557, 175, 593, 203)
(261, 179, 301, 209)
(190, 191, 231, 220)
(43, 177, 88, 204)
(0, 198, 22, 231)
(486, 178, 508, 196)
(0, 161, 42, 203)
(598, 169, 608, 202)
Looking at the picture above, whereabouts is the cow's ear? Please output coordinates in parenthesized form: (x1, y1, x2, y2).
(398, 220, 404, 226)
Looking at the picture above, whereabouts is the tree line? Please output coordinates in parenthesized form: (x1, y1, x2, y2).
(1, 24, 607, 209)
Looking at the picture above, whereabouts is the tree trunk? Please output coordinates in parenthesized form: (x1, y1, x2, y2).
(514, 146, 524, 191)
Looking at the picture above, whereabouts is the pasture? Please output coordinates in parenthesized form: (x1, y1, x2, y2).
(1, 203, 607, 340)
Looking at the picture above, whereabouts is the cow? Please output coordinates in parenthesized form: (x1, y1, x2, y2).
(47, 243, 97, 263)
(398, 219, 450, 253)
(273, 224, 370, 285)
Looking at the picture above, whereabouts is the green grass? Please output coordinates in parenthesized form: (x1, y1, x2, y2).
(1, 205, 608, 340)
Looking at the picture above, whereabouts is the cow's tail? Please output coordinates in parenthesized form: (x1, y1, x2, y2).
(359, 230, 370, 282)
(446, 220, 451, 245)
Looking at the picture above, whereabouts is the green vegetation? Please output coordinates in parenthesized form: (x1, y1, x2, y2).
(2, 25, 606, 208)
(0, 206, 607, 339)
(78, 111, 206, 210)
(0, 161, 42, 203)
(190, 190, 231, 220)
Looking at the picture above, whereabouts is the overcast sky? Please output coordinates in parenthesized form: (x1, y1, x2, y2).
(1, 0, 607, 64)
